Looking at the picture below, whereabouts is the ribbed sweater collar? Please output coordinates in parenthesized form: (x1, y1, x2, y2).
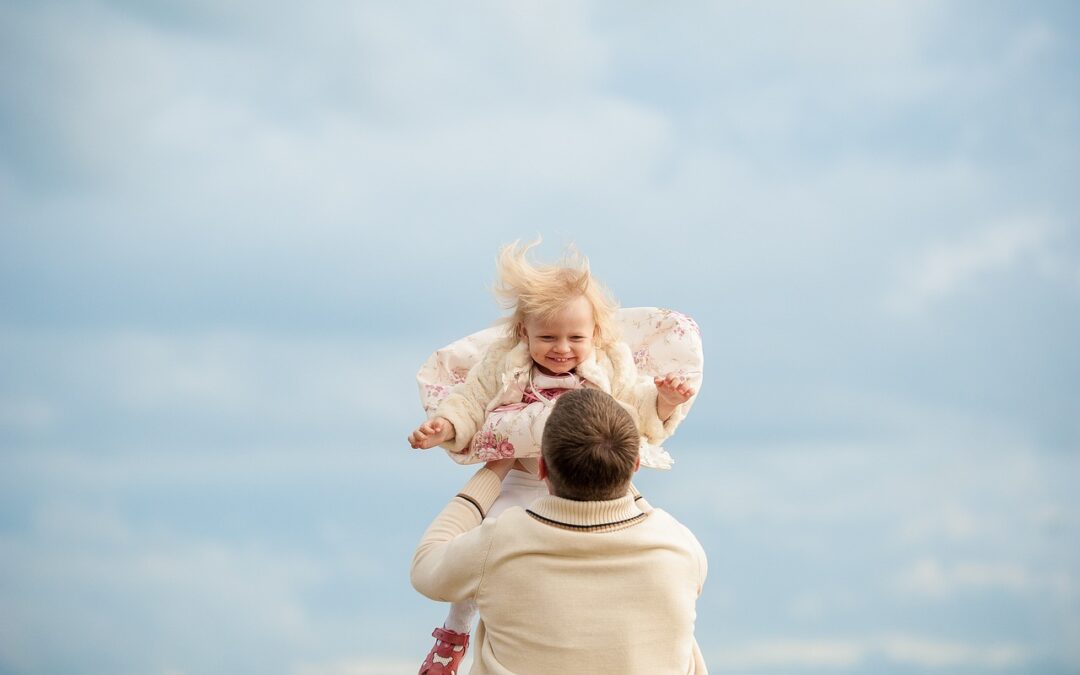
(526, 494, 645, 530)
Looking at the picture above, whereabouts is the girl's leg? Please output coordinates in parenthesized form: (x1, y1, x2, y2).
(488, 467, 549, 518)
(443, 599, 477, 634)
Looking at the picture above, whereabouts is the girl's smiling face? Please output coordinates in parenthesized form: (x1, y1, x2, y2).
(521, 295, 596, 375)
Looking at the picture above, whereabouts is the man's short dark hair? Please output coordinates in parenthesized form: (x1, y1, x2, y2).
(542, 388, 640, 500)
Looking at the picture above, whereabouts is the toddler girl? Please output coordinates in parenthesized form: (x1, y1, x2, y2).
(408, 240, 696, 675)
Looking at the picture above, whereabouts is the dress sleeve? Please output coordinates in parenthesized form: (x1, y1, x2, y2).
(607, 342, 679, 445)
(434, 346, 506, 453)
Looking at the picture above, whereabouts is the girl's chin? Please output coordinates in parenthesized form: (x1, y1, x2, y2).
(537, 361, 574, 375)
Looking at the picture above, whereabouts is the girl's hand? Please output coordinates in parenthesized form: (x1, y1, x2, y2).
(408, 417, 455, 449)
(654, 373, 696, 421)
(655, 373, 695, 405)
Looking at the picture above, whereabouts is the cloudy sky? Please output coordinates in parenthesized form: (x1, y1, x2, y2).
(1, 1, 1078, 673)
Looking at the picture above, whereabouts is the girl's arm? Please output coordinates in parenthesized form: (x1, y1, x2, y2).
(608, 342, 694, 445)
(433, 345, 509, 453)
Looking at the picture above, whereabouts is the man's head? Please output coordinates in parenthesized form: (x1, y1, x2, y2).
(540, 388, 640, 501)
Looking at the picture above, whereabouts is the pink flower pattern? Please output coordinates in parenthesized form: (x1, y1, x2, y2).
(423, 383, 451, 402)
(655, 308, 701, 338)
(470, 427, 516, 461)
(633, 346, 651, 371)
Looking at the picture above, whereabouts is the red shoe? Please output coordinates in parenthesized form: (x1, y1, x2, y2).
(418, 626, 470, 675)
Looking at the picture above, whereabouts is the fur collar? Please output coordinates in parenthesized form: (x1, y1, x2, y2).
(501, 339, 616, 393)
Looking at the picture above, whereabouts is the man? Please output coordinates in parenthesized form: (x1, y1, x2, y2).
(411, 388, 708, 674)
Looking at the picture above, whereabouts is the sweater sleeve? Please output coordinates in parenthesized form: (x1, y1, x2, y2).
(434, 347, 506, 453)
(410, 467, 505, 602)
(687, 523, 708, 595)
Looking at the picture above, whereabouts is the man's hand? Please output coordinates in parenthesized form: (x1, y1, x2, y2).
(484, 458, 516, 480)
(655, 373, 696, 421)
(409, 416, 456, 449)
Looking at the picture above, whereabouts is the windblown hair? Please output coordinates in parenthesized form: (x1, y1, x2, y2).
(541, 388, 640, 501)
(493, 239, 618, 348)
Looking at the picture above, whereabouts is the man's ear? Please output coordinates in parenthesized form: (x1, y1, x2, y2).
(537, 456, 548, 481)
(632, 455, 641, 474)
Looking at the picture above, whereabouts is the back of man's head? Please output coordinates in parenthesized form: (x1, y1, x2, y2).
(541, 388, 640, 501)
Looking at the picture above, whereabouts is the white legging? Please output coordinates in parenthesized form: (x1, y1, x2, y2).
(442, 468, 549, 633)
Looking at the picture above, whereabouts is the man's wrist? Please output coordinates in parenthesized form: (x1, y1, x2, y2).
(457, 465, 506, 518)
(483, 458, 515, 480)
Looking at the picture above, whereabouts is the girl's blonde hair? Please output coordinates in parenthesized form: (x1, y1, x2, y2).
(494, 239, 619, 348)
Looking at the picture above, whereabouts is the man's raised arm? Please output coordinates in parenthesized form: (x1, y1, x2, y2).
(409, 460, 514, 602)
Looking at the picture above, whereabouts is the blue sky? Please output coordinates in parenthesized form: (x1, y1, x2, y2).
(1, 1, 1079, 673)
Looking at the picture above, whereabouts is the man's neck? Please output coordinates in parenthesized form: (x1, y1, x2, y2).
(550, 483, 631, 502)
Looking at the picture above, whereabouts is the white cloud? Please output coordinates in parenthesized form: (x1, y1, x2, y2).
(293, 660, 418, 675)
(0, 534, 318, 672)
(788, 589, 861, 622)
(1037, 248, 1080, 293)
(711, 639, 865, 669)
(0, 328, 425, 436)
(708, 634, 1031, 670)
(1005, 20, 1059, 69)
(1, 0, 658, 198)
(897, 504, 996, 545)
(880, 634, 1029, 669)
(31, 502, 134, 547)
(0, 0, 679, 290)
(885, 217, 1054, 315)
(4, 445, 386, 492)
(0, 498, 398, 675)
(896, 558, 1041, 597)
(665, 427, 1044, 531)
(887, 218, 1054, 315)
(0, 396, 57, 432)
(350, 0, 609, 109)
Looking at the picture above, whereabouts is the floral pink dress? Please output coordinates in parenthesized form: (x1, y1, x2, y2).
(468, 369, 584, 462)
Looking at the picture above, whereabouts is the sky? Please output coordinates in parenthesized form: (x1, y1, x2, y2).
(1, 1, 1079, 673)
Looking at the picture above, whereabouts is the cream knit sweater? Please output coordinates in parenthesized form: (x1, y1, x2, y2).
(411, 468, 708, 674)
